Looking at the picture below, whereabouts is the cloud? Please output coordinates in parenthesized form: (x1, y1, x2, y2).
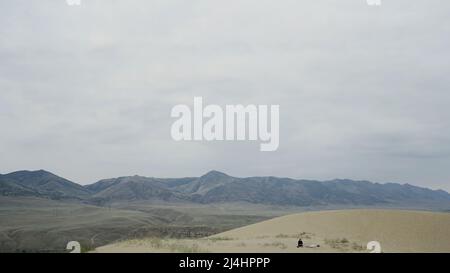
(0, 0, 449, 190)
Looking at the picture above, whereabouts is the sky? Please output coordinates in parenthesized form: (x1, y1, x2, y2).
(1, 0, 450, 190)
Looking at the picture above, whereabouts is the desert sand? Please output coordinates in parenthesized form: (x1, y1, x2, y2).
(95, 209, 450, 253)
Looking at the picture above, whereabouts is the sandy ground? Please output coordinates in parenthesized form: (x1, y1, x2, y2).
(95, 209, 450, 253)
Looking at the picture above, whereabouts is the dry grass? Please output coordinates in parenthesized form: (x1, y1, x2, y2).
(207, 236, 234, 242)
(166, 242, 205, 253)
(262, 241, 287, 249)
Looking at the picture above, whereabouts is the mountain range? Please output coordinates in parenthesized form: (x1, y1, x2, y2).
(1, 170, 450, 209)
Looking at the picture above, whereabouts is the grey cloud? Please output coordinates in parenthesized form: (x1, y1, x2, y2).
(0, 0, 450, 190)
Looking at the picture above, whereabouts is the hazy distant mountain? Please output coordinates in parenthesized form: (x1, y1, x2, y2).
(169, 172, 450, 207)
(0, 170, 90, 200)
(174, 170, 235, 195)
(1, 170, 450, 209)
(86, 176, 190, 203)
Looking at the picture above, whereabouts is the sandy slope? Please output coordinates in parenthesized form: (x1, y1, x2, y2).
(95, 209, 450, 253)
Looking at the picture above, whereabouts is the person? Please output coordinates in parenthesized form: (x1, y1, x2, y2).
(297, 238, 303, 248)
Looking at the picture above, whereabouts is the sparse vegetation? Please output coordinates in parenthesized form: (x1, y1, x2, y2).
(298, 232, 313, 239)
(121, 237, 164, 248)
(80, 244, 96, 253)
(351, 242, 365, 251)
(144, 238, 164, 248)
(117, 237, 208, 253)
(167, 242, 205, 253)
(325, 238, 346, 249)
(208, 236, 234, 242)
(262, 241, 287, 249)
(275, 233, 291, 238)
(0, 196, 273, 252)
(275, 231, 313, 239)
(324, 237, 363, 252)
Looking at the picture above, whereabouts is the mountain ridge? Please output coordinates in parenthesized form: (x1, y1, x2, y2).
(1, 169, 449, 209)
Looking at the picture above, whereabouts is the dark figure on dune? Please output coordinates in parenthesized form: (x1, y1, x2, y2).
(297, 238, 303, 248)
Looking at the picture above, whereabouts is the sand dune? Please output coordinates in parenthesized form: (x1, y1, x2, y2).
(95, 209, 450, 253)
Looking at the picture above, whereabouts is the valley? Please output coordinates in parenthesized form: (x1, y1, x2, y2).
(1, 169, 450, 252)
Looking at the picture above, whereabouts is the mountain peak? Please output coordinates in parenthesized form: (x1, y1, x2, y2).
(201, 170, 230, 179)
(6, 169, 54, 177)
(1, 169, 90, 199)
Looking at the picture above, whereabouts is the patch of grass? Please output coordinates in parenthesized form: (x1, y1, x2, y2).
(80, 244, 96, 253)
(122, 237, 164, 248)
(324, 238, 348, 249)
(298, 232, 313, 239)
(275, 234, 291, 238)
(119, 237, 209, 253)
(351, 242, 365, 251)
(324, 237, 364, 252)
(262, 241, 287, 249)
(208, 236, 234, 242)
(147, 237, 164, 248)
(167, 242, 205, 253)
(275, 232, 313, 239)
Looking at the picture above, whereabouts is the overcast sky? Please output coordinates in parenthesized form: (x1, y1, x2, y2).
(1, 0, 450, 190)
